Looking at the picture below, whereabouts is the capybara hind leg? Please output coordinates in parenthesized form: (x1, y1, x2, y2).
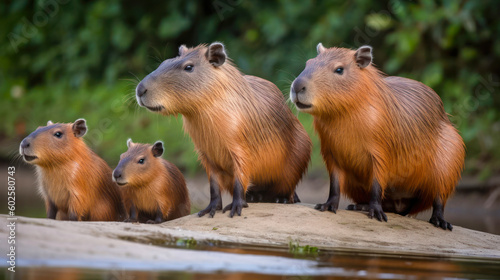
(347, 204, 370, 211)
(429, 197, 453, 231)
(293, 191, 301, 203)
(246, 189, 264, 203)
(146, 206, 164, 224)
(246, 190, 297, 204)
(315, 173, 340, 213)
(198, 177, 222, 218)
(46, 199, 58, 219)
(223, 179, 248, 218)
(367, 179, 387, 222)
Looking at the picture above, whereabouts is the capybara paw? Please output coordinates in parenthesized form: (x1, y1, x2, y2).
(223, 199, 248, 218)
(314, 196, 340, 213)
(146, 220, 157, 224)
(198, 200, 222, 218)
(368, 204, 388, 222)
(346, 204, 370, 211)
(274, 197, 289, 204)
(429, 215, 453, 231)
(247, 192, 264, 203)
(123, 218, 138, 223)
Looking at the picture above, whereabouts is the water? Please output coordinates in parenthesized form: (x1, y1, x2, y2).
(6, 240, 500, 279)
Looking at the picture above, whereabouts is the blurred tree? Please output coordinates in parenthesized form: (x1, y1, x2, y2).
(1, 0, 499, 178)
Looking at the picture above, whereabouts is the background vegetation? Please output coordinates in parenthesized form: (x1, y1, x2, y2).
(1, 0, 499, 179)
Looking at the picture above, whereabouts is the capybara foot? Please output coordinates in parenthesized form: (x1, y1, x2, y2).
(347, 203, 387, 222)
(246, 191, 264, 203)
(315, 195, 340, 213)
(198, 198, 222, 218)
(275, 197, 289, 204)
(222, 199, 248, 218)
(123, 218, 138, 223)
(346, 204, 370, 211)
(429, 214, 453, 231)
(368, 203, 388, 222)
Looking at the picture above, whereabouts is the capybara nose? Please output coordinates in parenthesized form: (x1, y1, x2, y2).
(112, 169, 122, 180)
(21, 139, 30, 149)
(136, 82, 147, 98)
(292, 78, 306, 95)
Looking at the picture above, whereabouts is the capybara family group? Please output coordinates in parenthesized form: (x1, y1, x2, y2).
(20, 42, 464, 231)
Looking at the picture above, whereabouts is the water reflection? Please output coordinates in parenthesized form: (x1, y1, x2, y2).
(13, 250, 500, 280)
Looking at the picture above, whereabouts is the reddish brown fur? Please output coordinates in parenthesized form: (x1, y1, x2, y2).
(292, 44, 465, 217)
(113, 140, 190, 222)
(136, 43, 311, 216)
(19, 119, 126, 221)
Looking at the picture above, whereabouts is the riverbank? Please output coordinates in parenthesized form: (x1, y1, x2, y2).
(1, 204, 499, 273)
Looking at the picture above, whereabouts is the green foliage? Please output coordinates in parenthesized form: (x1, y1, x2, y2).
(175, 237, 198, 248)
(1, 0, 499, 177)
(288, 240, 319, 255)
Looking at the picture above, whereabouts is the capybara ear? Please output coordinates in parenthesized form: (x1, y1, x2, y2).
(355, 46, 373, 68)
(152, 141, 164, 158)
(179, 44, 188, 56)
(127, 138, 134, 148)
(206, 42, 226, 67)
(72, 119, 87, 138)
(317, 43, 326, 55)
(47, 120, 54, 126)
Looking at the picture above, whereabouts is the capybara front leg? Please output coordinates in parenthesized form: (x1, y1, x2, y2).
(198, 177, 222, 218)
(124, 202, 138, 223)
(46, 199, 58, 219)
(315, 173, 340, 213)
(429, 197, 453, 231)
(223, 178, 248, 218)
(367, 179, 387, 222)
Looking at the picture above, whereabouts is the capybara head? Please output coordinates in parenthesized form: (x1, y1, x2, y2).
(19, 119, 87, 166)
(113, 139, 165, 187)
(290, 43, 376, 116)
(136, 42, 231, 115)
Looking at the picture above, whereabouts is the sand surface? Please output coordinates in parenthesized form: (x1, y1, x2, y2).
(1, 203, 499, 274)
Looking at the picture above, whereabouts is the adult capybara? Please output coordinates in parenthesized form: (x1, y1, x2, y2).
(290, 43, 465, 230)
(136, 42, 311, 217)
(113, 139, 190, 223)
(19, 119, 126, 221)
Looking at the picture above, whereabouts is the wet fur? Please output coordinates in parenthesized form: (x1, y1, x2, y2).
(116, 142, 190, 221)
(22, 122, 126, 221)
(139, 45, 311, 201)
(296, 47, 465, 215)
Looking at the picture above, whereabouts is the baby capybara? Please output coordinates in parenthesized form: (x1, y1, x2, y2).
(113, 139, 190, 223)
(136, 42, 311, 217)
(19, 119, 126, 221)
(290, 43, 465, 230)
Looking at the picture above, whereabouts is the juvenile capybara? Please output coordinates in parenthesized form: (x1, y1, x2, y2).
(113, 139, 190, 223)
(135, 42, 312, 217)
(290, 43, 465, 230)
(19, 119, 126, 221)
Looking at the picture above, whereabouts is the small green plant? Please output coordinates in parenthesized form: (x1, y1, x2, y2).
(175, 237, 197, 248)
(288, 240, 319, 255)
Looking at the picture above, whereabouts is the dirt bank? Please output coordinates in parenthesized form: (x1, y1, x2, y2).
(1, 203, 499, 273)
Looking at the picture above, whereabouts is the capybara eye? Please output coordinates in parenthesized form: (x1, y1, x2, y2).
(54, 132, 63, 138)
(335, 67, 344, 75)
(138, 158, 145, 164)
(184, 65, 194, 72)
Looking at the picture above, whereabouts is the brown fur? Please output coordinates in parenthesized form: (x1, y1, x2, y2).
(19, 119, 126, 221)
(113, 140, 190, 222)
(291, 44, 465, 217)
(136, 43, 311, 216)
